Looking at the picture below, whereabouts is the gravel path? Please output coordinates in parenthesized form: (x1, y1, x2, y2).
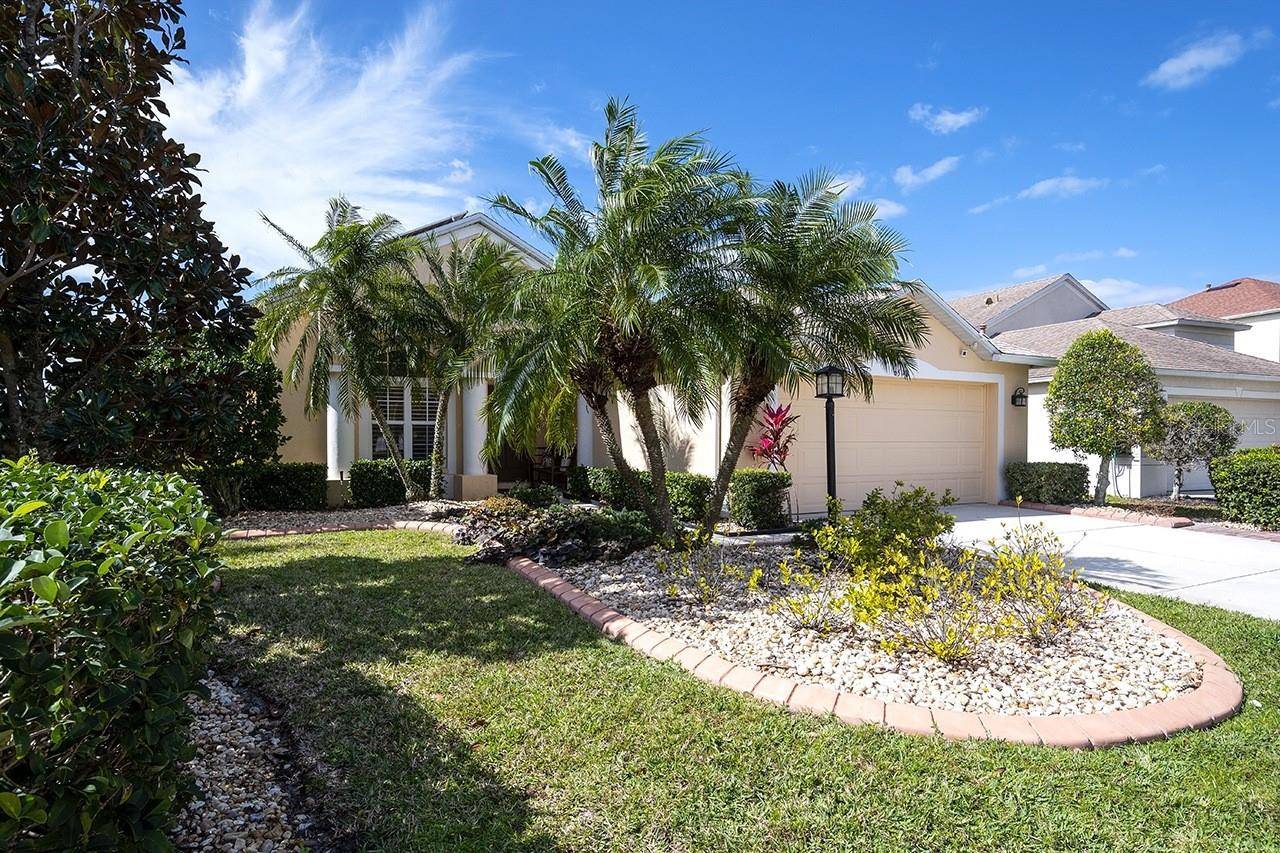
(558, 546, 1201, 716)
(227, 501, 465, 533)
(171, 675, 340, 852)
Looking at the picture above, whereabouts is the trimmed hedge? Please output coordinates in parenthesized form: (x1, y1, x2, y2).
(1210, 447, 1280, 529)
(189, 461, 327, 516)
(508, 481, 560, 509)
(349, 459, 434, 508)
(0, 458, 220, 848)
(564, 466, 592, 501)
(1004, 461, 1089, 505)
(728, 469, 792, 530)
(582, 467, 712, 521)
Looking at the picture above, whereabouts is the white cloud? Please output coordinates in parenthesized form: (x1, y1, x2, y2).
(1054, 141, 1087, 153)
(969, 173, 1108, 215)
(1142, 29, 1272, 91)
(1141, 163, 1167, 177)
(893, 155, 961, 192)
(1270, 96, 1280, 109)
(1080, 277, 1187, 307)
(1012, 264, 1048, 279)
(868, 198, 908, 219)
(444, 158, 473, 184)
(1055, 250, 1105, 263)
(907, 102, 987, 134)
(1017, 175, 1109, 200)
(830, 171, 867, 196)
(1113, 246, 1139, 258)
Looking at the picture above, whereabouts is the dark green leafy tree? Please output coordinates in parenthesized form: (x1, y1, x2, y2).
(1045, 329, 1165, 504)
(1, 0, 256, 458)
(1143, 400, 1242, 500)
(488, 99, 743, 537)
(700, 173, 929, 531)
(254, 198, 427, 501)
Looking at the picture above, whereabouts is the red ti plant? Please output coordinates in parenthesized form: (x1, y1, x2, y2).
(748, 403, 799, 471)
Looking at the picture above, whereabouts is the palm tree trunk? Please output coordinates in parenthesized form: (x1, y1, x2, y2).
(428, 388, 451, 499)
(628, 389, 675, 538)
(702, 406, 758, 533)
(366, 394, 422, 502)
(577, 385, 659, 522)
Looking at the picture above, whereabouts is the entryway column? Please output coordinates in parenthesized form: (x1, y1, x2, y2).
(461, 381, 488, 477)
(325, 372, 354, 481)
(576, 396, 595, 467)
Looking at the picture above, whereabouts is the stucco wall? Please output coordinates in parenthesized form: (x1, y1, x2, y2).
(1164, 326, 1235, 349)
(272, 322, 327, 466)
(1234, 313, 1280, 361)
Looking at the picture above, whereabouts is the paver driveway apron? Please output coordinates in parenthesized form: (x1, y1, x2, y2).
(950, 504, 1280, 620)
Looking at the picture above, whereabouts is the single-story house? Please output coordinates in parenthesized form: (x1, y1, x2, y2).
(1168, 277, 1280, 363)
(273, 211, 1051, 513)
(950, 273, 1280, 498)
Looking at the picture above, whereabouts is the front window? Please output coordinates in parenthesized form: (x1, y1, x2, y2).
(372, 380, 439, 460)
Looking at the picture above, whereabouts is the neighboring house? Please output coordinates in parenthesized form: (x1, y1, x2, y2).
(1168, 277, 1280, 362)
(951, 274, 1280, 498)
(274, 211, 1050, 513)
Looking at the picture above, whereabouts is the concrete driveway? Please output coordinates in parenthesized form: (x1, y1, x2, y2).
(950, 504, 1280, 621)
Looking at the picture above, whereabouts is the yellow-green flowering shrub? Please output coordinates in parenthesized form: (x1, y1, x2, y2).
(769, 548, 847, 631)
(980, 522, 1104, 644)
(657, 531, 752, 607)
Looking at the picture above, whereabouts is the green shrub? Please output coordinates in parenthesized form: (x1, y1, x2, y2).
(564, 466, 593, 501)
(0, 457, 221, 848)
(349, 459, 434, 507)
(665, 472, 712, 522)
(1004, 462, 1089, 505)
(840, 481, 955, 566)
(457, 498, 654, 564)
(1210, 447, 1280, 529)
(728, 469, 792, 530)
(582, 467, 711, 522)
(507, 481, 560, 509)
(192, 461, 328, 516)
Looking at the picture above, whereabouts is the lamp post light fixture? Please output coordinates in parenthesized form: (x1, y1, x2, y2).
(814, 364, 847, 503)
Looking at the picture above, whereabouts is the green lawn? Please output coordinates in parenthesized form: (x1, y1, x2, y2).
(217, 530, 1280, 852)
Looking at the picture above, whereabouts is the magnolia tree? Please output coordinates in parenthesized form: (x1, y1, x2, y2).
(1045, 329, 1165, 505)
(1143, 400, 1242, 500)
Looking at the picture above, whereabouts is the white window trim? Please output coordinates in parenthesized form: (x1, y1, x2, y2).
(361, 379, 439, 461)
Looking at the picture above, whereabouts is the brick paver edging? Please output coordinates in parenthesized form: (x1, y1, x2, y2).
(999, 499, 1195, 528)
(227, 519, 1243, 748)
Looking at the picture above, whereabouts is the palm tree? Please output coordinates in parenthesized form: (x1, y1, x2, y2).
(253, 197, 427, 500)
(699, 173, 930, 531)
(386, 235, 523, 498)
(487, 99, 743, 537)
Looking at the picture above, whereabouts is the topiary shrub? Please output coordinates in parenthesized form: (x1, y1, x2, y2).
(507, 481, 560, 509)
(583, 467, 710, 521)
(348, 459, 434, 507)
(584, 466, 651, 512)
(728, 469, 792, 530)
(1210, 447, 1280, 529)
(665, 472, 712, 522)
(1003, 461, 1089, 505)
(0, 457, 221, 848)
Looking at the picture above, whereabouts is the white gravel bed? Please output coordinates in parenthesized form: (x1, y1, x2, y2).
(559, 547, 1201, 716)
(228, 500, 465, 532)
(170, 676, 330, 852)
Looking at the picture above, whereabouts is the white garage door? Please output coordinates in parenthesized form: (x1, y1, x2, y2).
(786, 378, 990, 518)
(1168, 396, 1280, 492)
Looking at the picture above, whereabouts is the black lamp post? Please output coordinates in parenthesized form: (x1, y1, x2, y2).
(814, 364, 847, 502)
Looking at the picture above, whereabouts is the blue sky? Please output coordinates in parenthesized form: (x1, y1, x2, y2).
(172, 1, 1279, 306)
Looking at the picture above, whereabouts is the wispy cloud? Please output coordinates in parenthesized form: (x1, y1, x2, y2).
(1142, 29, 1272, 91)
(893, 155, 961, 192)
(1053, 141, 1087, 153)
(1140, 163, 1167, 176)
(869, 198, 908, 219)
(1270, 96, 1280, 108)
(1043, 247, 1138, 264)
(1080, 277, 1187, 307)
(1011, 264, 1048, 279)
(162, 2, 485, 273)
(969, 173, 1109, 215)
(830, 172, 867, 196)
(907, 103, 986, 134)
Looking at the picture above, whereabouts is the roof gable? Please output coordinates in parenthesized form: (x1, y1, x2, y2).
(407, 211, 552, 268)
(949, 273, 1106, 332)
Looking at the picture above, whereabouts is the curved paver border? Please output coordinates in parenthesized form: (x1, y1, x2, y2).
(229, 519, 1244, 748)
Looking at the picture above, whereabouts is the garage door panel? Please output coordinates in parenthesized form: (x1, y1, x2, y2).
(785, 378, 992, 517)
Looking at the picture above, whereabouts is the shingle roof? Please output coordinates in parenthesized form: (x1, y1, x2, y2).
(1095, 303, 1244, 328)
(948, 274, 1066, 327)
(992, 318, 1280, 381)
(1167, 278, 1280, 319)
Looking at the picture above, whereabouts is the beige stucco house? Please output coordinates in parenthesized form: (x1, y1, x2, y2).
(952, 273, 1280, 498)
(273, 211, 1054, 514)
